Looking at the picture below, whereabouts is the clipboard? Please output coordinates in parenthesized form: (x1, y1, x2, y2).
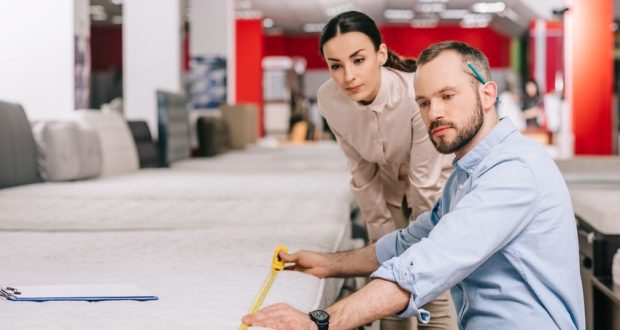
(0, 284, 158, 302)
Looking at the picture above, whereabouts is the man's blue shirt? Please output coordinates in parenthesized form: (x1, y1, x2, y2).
(372, 119, 585, 329)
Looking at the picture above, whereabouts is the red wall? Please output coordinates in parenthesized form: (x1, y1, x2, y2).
(265, 35, 324, 69)
(264, 25, 511, 70)
(236, 19, 264, 135)
(567, 0, 613, 154)
(90, 25, 123, 71)
(381, 25, 510, 68)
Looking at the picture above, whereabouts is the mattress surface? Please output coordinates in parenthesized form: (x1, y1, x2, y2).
(569, 184, 620, 235)
(0, 224, 351, 329)
(0, 143, 358, 329)
(556, 156, 620, 184)
(0, 196, 352, 231)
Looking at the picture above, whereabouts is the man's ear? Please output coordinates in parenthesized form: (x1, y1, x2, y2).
(481, 81, 498, 110)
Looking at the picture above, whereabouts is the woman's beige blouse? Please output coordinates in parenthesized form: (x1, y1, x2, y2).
(318, 67, 453, 240)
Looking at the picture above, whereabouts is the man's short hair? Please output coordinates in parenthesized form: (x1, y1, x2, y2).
(417, 41, 491, 83)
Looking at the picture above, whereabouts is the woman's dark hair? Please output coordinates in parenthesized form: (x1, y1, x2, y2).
(524, 79, 540, 98)
(319, 11, 416, 73)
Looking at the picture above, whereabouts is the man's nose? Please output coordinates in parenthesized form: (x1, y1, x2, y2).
(428, 101, 445, 120)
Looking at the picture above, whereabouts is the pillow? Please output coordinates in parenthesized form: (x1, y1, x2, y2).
(31, 121, 102, 182)
(74, 109, 139, 176)
(0, 100, 39, 188)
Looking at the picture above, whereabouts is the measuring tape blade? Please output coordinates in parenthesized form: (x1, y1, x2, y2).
(238, 246, 288, 330)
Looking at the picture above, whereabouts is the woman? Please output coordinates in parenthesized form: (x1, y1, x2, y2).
(317, 11, 455, 329)
(521, 78, 543, 128)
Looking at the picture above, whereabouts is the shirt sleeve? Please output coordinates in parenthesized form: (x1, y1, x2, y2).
(331, 129, 395, 241)
(371, 157, 538, 319)
(407, 107, 454, 219)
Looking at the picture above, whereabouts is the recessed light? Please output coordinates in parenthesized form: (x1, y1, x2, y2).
(471, 2, 506, 14)
(303, 23, 326, 33)
(263, 18, 274, 28)
(384, 9, 414, 20)
(415, 3, 445, 13)
(440, 9, 469, 20)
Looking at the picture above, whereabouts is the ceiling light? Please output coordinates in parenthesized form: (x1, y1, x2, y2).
(498, 8, 520, 22)
(461, 13, 492, 28)
(471, 2, 506, 14)
(236, 10, 262, 19)
(263, 18, 274, 28)
(415, 3, 446, 13)
(110, 0, 123, 5)
(111, 15, 123, 25)
(384, 9, 414, 20)
(411, 17, 439, 28)
(440, 9, 469, 20)
(237, 0, 252, 10)
(303, 23, 326, 33)
(325, 3, 355, 17)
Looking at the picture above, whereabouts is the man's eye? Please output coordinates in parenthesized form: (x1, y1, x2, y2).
(418, 101, 429, 109)
(443, 94, 454, 101)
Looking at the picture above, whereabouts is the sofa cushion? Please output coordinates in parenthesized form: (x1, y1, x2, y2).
(157, 90, 191, 167)
(128, 121, 160, 168)
(32, 121, 102, 182)
(221, 104, 258, 150)
(0, 100, 39, 188)
(75, 109, 139, 176)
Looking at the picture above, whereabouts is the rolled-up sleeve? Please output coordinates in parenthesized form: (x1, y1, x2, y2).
(332, 130, 394, 240)
(372, 157, 538, 320)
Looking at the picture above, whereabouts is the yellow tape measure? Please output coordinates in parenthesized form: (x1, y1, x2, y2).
(238, 245, 288, 330)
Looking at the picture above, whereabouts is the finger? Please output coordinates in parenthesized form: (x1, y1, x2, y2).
(279, 250, 297, 262)
(245, 303, 290, 323)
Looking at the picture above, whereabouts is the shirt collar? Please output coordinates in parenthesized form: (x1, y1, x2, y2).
(454, 118, 517, 174)
(364, 67, 392, 113)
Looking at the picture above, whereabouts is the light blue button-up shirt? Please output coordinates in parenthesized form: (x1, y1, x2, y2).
(372, 119, 585, 329)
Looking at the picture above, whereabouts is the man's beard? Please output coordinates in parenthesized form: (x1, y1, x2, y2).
(428, 95, 484, 154)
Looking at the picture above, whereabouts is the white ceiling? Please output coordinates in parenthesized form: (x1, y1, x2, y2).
(242, 0, 570, 37)
(89, 0, 620, 38)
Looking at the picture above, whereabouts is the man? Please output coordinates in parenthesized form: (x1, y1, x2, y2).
(242, 41, 585, 330)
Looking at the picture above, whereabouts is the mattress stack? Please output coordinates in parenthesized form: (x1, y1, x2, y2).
(0, 102, 357, 329)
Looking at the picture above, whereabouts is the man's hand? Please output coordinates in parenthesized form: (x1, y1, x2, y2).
(241, 303, 317, 330)
(280, 250, 334, 278)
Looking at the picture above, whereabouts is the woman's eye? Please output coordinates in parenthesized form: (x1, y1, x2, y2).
(330, 63, 341, 70)
(353, 58, 365, 64)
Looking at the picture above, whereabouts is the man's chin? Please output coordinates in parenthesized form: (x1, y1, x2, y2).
(432, 138, 458, 154)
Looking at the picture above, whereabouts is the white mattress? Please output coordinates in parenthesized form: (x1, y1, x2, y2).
(0, 143, 358, 328)
(556, 156, 620, 185)
(0, 223, 353, 329)
(0, 170, 352, 202)
(0, 196, 352, 231)
(569, 184, 620, 235)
